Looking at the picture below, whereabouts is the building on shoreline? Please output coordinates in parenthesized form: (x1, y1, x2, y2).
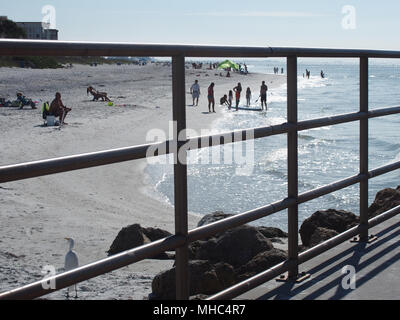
(16, 21, 58, 40)
(0, 16, 58, 40)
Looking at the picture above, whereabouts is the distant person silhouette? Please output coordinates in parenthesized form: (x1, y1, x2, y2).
(260, 81, 268, 111)
(233, 83, 242, 111)
(208, 83, 215, 113)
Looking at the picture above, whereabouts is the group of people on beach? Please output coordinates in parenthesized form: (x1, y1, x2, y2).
(191, 80, 269, 113)
(0, 91, 71, 125)
(0, 93, 37, 109)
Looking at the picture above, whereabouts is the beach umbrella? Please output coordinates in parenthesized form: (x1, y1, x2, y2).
(217, 60, 239, 71)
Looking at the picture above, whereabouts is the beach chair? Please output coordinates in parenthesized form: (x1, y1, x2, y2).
(45, 115, 56, 126)
(42, 102, 57, 126)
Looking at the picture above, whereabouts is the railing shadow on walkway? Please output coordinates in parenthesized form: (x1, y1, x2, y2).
(256, 220, 400, 300)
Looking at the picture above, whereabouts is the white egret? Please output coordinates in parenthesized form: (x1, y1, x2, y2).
(64, 237, 79, 299)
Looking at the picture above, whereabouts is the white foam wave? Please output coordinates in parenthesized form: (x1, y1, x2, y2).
(298, 76, 327, 89)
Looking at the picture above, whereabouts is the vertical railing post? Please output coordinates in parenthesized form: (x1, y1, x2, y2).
(359, 56, 369, 241)
(287, 56, 299, 279)
(172, 55, 189, 300)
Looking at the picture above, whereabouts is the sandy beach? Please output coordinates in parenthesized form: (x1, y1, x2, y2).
(0, 62, 285, 299)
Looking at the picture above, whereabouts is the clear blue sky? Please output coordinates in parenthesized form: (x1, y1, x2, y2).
(2, 0, 400, 50)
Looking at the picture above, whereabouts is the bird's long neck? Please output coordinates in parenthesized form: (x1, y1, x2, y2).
(69, 241, 74, 251)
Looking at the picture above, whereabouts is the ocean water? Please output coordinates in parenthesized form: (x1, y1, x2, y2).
(146, 58, 400, 231)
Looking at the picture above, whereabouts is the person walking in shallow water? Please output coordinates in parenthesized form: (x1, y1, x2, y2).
(208, 83, 215, 113)
(233, 83, 242, 111)
(246, 87, 252, 107)
(260, 81, 268, 111)
(228, 90, 233, 110)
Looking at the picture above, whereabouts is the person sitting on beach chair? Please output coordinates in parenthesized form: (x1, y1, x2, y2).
(49, 92, 71, 125)
(16, 93, 37, 109)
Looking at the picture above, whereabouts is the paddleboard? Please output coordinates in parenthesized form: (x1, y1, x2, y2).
(228, 106, 263, 112)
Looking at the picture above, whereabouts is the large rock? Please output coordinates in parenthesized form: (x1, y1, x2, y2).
(189, 225, 274, 267)
(151, 260, 235, 300)
(299, 209, 358, 247)
(309, 227, 339, 247)
(212, 225, 274, 268)
(197, 211, 287, 239)
(235, 249, 287, 282)
(107, 224, 173, 259)
(142, 227, 172, 242)
(197, 211, 233, 228)
(191, 239, 218, 261)
(368, 186, 400, 218)
(257, 226, 288, 239)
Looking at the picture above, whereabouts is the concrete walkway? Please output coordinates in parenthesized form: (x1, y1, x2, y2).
(239, 214, 400, 300)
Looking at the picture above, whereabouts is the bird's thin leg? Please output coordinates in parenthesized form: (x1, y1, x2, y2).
(74, 285, 78, 299)
(65, 288, 70, 299)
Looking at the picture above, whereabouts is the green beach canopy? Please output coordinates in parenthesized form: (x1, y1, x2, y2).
(217, 60, 239, 71)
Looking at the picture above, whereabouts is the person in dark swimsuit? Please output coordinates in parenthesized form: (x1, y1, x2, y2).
(208, 83, 215, 113)
(260, 81, 268, 110)
(233, 83, 242, 111)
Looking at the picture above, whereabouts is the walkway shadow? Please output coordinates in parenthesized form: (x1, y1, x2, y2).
(258, 221, 400, 300)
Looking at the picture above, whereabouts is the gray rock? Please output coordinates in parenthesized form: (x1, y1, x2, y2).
(214, 262, 235, 288)
(108, 224, 149, 256)
(107, 224, 172, 259)
(299, 209, 358, 247)
(151, 260, 235, 300)
(213, 225, 274, 268)
(257, 227, 288, 239)
(270, 238, 285, 244)
(309, 227, 339, 247)
(192, 239, 218, 261)
(235, 249, 288, 282)
(368, 186, 400, 218)
(197, 211, 233, 227)
(142, 227, 172, 242)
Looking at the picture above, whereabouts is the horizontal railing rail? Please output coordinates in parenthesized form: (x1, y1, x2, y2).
(1, 106, 400, 184)
(1, 40, 400, 301)
(2, 39, 400, 58)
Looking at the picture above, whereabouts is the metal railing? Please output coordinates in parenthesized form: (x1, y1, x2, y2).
(1, 39, 400, 300)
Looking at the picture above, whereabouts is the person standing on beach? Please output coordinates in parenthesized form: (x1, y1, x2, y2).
(190, 80, 201, 106)
(208, 83, 215, 113)
(50, 92, 71, 124)
(228, 90, 233, 110)
(246, 87, 252, 107)
(233, 83, 242, 111)
(260, 81, 268, 111)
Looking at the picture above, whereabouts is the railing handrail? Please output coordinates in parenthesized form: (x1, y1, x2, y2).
(1, 106, 400, 184)
(2, 39, 400, 58)
(1, 40, 400, 300)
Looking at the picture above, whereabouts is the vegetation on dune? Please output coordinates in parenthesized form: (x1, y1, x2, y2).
(1, 19, 146, 69)
(0, 56, 147, 69)
(0, 19, 26, 39)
